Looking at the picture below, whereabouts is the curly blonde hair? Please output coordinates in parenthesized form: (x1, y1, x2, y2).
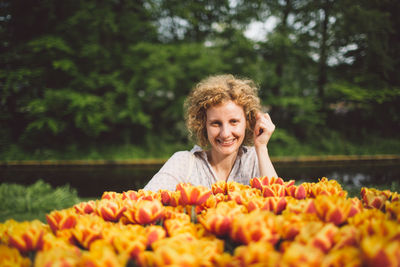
(184, 74, 261, 148)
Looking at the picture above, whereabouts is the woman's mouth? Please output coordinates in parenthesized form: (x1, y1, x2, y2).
(217, 138, 236, 146)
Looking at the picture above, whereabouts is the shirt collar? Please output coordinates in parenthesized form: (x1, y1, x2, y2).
(190, 145, 248, 155)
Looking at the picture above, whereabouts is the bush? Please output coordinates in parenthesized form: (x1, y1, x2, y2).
(0, 180, 81, 222)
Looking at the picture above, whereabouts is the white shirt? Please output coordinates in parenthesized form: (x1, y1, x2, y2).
(143, 145, 260, 192)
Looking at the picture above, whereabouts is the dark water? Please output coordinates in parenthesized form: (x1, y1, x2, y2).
(1, 160, 399, 198)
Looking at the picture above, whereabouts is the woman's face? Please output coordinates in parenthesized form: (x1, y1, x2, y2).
(206, 100, 246, 158)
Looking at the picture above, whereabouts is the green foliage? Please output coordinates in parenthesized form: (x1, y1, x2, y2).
(0, 0, 399, 155)
(0, 180, 81, 222)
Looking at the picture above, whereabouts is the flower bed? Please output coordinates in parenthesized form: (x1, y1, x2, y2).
(1, 177, 399, 266)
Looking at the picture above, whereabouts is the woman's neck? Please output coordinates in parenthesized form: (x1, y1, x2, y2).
(207, 149, 239, 181)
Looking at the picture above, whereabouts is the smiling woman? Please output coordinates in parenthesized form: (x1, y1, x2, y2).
(143, 74, 278, 192)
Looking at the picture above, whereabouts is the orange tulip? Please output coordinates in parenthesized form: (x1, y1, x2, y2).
(196, 193, 227, 213)
(282, 242, 323, 267)
(322, 246, 362, 267)
(246, 196, 287, 214)
(111, 227, 147, 259)
(286, 184, 307, 199)
(176, 183, 212, 206)
(250, 176, 285, 190)
(123, 199, 164, 225)
(212, 180, 228, 194)
(314, 195, 361, 225)
(230, 211, 279, 245)
(227, 187, 261, 205)
(276, 212, 319, 241)
(159, 190, 180, 206)
(360, 187, 391, 210)
(74, 200, 96, 215)
(263, 197, 287, 214)
(145, 225, 167, 248)
(303, 177, 347, 198)
(80, 240, 128, 267)
(42, 231, 76, 251)
(6, 220, 46, 254)
(361, 237, 400, 267)
(0, 244, 31, 267)
(233, 242, 281, 266)
(34, 246, 81, 267)
(101, 191, 122, 200)
(226, 181, 250, 193)
(71, 215, 104, 249)
(164, 218, 198, 237)
(136, 189, 158, 201)
(46, 209, 77, 233)
(386, 201, 400, 222)
(151, 234, 224, 267)
(199, 201, 246, 237)
(163, 206, 191, 222)
(122, 190, 138, 201)
(332, 225, 360, 250)
(295, 221, 338, 253)
(96, 199, 127, 222)
(284, 198, 317, 215)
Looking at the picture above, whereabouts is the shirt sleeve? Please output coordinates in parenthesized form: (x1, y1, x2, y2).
(143, 151, 192, 192)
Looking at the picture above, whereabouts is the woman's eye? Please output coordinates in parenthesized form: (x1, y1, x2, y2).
(230, 120, 239, 124)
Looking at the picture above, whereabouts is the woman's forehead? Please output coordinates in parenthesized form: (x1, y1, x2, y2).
(206, 100, 245, 119)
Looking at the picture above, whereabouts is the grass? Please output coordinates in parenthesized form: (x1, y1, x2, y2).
(0, 180, 83, 223)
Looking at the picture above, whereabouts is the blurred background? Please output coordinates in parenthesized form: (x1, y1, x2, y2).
(1, 0, 399, 160)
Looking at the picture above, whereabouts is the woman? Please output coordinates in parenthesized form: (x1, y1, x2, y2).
(144, 74, 278, 192)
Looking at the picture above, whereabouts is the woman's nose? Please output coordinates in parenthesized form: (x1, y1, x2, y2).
(220, 124, 231, 137)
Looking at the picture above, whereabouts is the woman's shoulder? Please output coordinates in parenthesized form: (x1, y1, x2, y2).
(166, 150, 194, 164)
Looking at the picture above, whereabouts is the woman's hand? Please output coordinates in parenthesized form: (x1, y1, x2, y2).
(253, 112, 278, 178)
(253, 112, 275, 148)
